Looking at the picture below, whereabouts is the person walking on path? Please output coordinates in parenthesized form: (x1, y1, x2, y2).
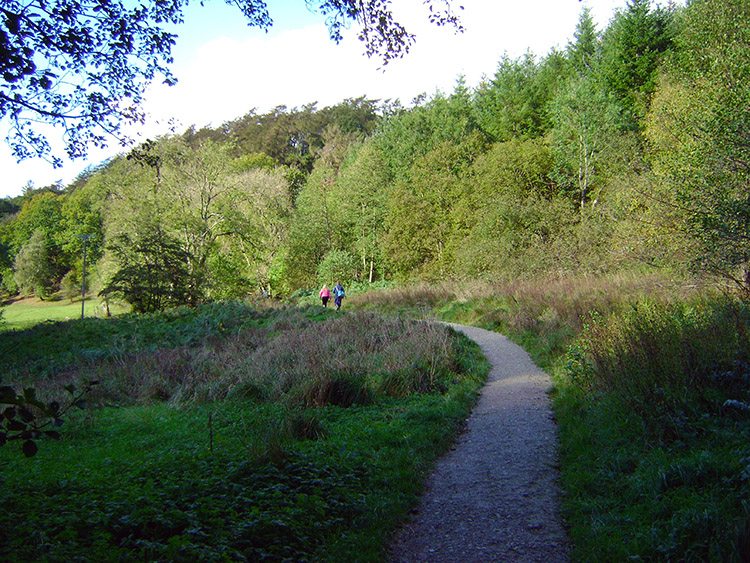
(333, 281, 345, 311)
(388, 323, 570, 563)
(319, 284, 331, 307)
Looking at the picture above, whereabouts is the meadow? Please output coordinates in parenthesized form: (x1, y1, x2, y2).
(0, 301, 488, 561)
(3, 273, 750, 561)
(0, 295, 129, 331)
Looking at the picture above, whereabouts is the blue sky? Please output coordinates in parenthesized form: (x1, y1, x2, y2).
(0, 0, 631, 198)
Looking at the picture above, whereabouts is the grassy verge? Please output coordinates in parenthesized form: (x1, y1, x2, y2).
(557, 297, 750, 561)
(0, 301, 489, 562)
(352, 274, 750, 561)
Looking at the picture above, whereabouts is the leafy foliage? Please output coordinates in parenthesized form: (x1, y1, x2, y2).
(0, 379, 97, 457)
(646, 0, 750, 293)
(0, 1, 461, 165)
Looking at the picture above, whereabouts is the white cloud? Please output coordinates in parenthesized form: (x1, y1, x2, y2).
(0, 0, 629, 198)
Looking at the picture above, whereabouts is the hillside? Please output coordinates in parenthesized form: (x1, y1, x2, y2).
(4, 1, 748, 308)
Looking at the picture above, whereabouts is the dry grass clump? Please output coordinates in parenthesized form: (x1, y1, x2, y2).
(350, 283, 456, 313)
(484, 271, 701, 333)
(224, 313, 459, 406)
(37, 313, 464, 409)
(352, 273, 705, 338)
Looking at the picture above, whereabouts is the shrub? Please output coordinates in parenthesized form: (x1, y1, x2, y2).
(317, 249, 358, 286)
(566, 296, 750, 437)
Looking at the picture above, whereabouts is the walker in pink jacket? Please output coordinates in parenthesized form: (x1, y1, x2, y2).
(319, 285, 331, 307)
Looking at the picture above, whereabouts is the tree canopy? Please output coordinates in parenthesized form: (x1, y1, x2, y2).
(6, 0, 748, 307)
(0, 0, 462, 166)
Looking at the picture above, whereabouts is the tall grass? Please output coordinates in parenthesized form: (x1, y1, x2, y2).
(353, 272, 704, 368)
(355, 272, 749, 561)
(11, 311, 470, 411)
(1, 301, 489, 562)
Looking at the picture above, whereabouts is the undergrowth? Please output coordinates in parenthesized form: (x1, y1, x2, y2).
(560, 295, 750, 561)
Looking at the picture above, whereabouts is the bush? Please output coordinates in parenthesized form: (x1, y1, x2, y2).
(317, 249, 358, 286)
(565, 296, 750, 434)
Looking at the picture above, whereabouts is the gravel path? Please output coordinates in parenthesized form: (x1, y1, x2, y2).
(387, 324, 570, 563)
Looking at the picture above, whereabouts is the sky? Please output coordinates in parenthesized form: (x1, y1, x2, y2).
(0, 0, 631, 199)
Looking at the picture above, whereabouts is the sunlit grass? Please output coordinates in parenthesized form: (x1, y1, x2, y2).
(0, 301, 489, 562)
(1, 295, 129, 331)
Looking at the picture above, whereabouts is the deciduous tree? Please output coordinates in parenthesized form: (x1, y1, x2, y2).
(646, 0, 750, 292)
(1, 0, 462, 165)
(13, 228, 52, 297)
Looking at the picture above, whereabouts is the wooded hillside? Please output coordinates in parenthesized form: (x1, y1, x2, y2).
(1, 0, 747, 310)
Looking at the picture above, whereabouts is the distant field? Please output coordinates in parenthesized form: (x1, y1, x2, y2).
(0, 296, 128, 331)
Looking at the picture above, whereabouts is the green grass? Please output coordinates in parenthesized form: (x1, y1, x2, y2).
(0, 295, 129, 331)
(0, 301, 489, 562)
(1, 392, 482, 562)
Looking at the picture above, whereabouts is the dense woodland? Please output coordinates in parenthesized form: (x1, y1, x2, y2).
(1, 0, 748, 311)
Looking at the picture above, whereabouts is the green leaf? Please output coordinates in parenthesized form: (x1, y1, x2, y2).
(3, 406, 17, 420)
(8, 419, 26, 432)
(43, 430, 61, 440)
(0, 385, 18, 402)
(22, 439, 38, 457)
(18, 406, 35, 423)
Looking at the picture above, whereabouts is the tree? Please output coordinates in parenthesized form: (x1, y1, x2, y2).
(383, 133, 485, 280)
(567, 6, 599, 74)
(549, 74, 621, 217)
(317, 248, 357, 285)
(374, 84, 481, 183)
(13, 228, 52, 297)
(473, 51, 565, 142)
(598, 0, 675, 127)
(102, 227, 195, 313)
(6, 191, 63, 253)
(1, 0, 462, 165)
(337, 141, 389, 282)
(285, 164, 346, 287)
(217, 166, 294, 296)
(646, 0, 750, 292)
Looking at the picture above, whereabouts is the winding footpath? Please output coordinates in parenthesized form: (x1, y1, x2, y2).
(388, 324, 570, 562)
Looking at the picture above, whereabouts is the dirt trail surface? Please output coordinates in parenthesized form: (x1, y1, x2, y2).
(388, 324, 570, 563)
